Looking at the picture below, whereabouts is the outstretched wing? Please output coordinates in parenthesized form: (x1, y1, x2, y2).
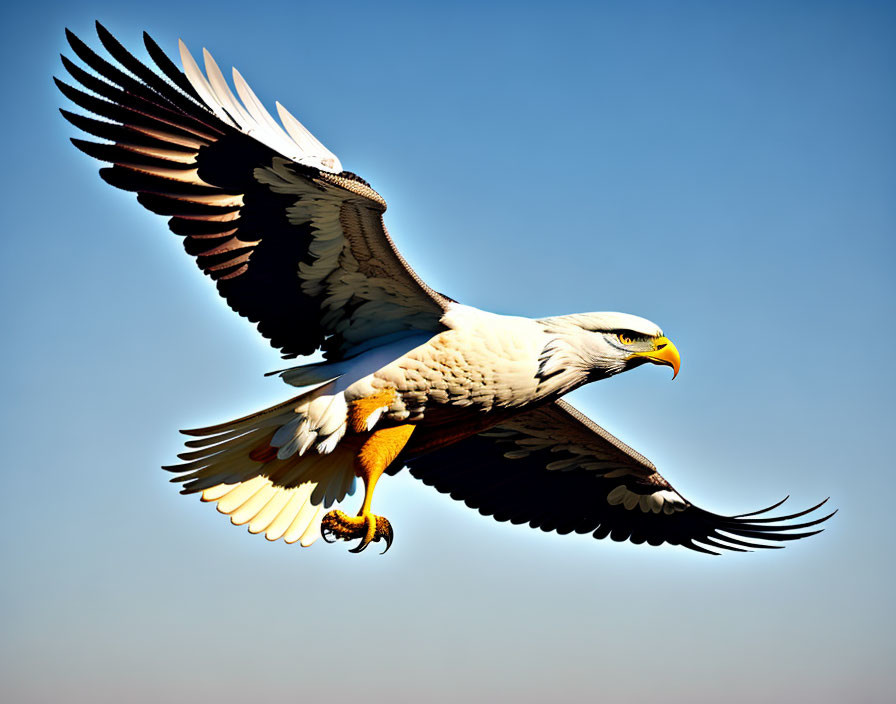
(57, 23, 451, 359)
(405, 400, 834, 554)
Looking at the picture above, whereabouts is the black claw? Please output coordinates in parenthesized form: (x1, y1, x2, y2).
(380, 522, 394, 554)
(348, 538, 371, 554)
(380, 521, 395, 555)
(320, 511, 393, 554)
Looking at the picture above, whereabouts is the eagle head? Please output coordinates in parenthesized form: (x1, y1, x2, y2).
(538, 312, 680, 385)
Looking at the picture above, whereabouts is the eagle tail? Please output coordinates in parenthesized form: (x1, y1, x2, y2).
(163, 382, 357, 546)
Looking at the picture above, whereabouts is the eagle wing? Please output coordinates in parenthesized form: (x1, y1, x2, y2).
(57, 23, 450, 359)
(405, 400, 834, 554)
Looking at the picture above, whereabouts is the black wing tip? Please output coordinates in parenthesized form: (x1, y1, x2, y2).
(141, 30, 167, 60)
(69, 136, 97, 152)
(732, 494, 790, 518)
(64, 20, 110, 42)
(733, 497, 834, 528)
(682, 539, 721, 556)
(667, 496, 835, 556)
(699, 498, 835, 553)
(734, 496, 832, 525)
(64, 27, 93, 56)
(142, 30, 161, 52)
(59, 53, 81, 76)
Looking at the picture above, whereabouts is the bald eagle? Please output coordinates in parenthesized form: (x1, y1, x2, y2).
(57, 23, 832, 554)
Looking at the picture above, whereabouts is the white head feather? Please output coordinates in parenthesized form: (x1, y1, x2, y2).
(537, 312, 666, 387)
(539, 311, 663, 338)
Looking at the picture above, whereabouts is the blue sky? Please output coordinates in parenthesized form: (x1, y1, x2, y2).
(2, 1, 894, 702)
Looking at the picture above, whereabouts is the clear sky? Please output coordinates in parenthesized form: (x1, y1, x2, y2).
(2, 1, 894, 702)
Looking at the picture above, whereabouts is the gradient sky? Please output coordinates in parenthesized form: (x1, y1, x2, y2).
(2, 1, 894, 702)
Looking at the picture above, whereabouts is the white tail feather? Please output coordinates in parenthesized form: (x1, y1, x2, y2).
(169, 384, 356, 547)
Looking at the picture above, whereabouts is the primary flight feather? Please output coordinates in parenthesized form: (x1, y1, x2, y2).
(57, 23, 833, 554)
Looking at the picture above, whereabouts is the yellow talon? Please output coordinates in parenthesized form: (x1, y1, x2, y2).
(321, 509, 394, 553)
(322, 416, 412, 555)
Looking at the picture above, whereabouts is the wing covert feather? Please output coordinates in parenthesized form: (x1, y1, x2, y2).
(405, 400, 834, 554)
(58, 23, 450, 359)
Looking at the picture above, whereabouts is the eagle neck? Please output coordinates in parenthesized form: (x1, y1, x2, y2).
(535, 315, 626, 396)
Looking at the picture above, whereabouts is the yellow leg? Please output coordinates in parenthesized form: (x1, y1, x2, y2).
(322, 423, 415, 553)
(346, 389, 397, 434)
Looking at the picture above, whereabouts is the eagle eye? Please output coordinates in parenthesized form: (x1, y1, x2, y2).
(617, 333, 634, 345)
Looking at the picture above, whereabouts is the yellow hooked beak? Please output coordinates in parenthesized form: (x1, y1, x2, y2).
(634, 336, 680, 379)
